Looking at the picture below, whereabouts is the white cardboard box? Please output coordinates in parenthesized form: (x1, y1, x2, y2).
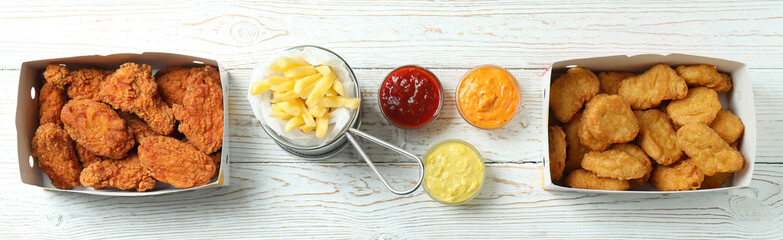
(16, 52, 230, 196)
(541, 54, 755, 193)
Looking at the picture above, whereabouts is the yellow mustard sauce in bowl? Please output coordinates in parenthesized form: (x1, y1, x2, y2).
(423, 140, 485, 205)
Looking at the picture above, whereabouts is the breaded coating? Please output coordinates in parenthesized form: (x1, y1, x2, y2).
(582, 94, 639, 143)
(700, 172, 732, 189)
(31, 123, 81, 189)
(119, 112, 159, 142)
(67, 68, 112, 100)
(598, 71, 635, 95)
(565, 169, 629, 191)
(548, 126, 567, 181)
(582, 148, 650, 180)
(636, 109, 682, 166)
(80, 152, 156, 192)
(612, 143, 653, 188)
(676, 123, 744, 176)
(39, 83, 67, 126)
(75, 144, 101, 168)
(549, 67, 600, 123)
(138, 136, 216, 188)
(675, 64, 732, 93)
(709, 109, 744, 144)
(61, 99, 135, 159)
(563, 112, 590, 173)
(43, 64, 70, 88)
(578, 112, 612, 151)
(100, 62, 175, 135)
(666, 87, 721, 126)
(618, 64, 688, 110)
(650, 159, 704, 191)
(172, 69, 224, 154)
(156, 65, 221, 106)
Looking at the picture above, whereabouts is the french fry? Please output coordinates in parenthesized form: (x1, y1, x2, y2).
(268, 75, 290, 85)
(316, 115, 329, 138)
(308, 104, 328, 118)
(277, 100, 301, 116)
(269, 112, 294, 120)
(299, 125, 315, 133)
(251, 80, 271, 95)
(271, 79, 295, 92)
(300, 84, 315, 99)
(317, 96, 360, 109)
(315, 65, 332, 75)
(285, 65, 317, 79)
(306, 70, 337, 106)
(272, 56, 309, 72)
(295, 99, 316, 127)
(272, 90, 300, 103)
(284, 116, 305, 132)
(294, 73, 322, 94)
(325, 88, 338, 97)
(332, 79, 345, 96)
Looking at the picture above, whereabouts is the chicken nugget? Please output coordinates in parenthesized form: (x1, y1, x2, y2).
(635, 109, 682, 166)
(548, 126, 567, 181)
(549, 67, 599, 123)
(618, 64, 688, 110)
(138, 136, 216, 188)
(675, 64, 732, 93)
(583, 94, 639, 142)
(650, 159, 703, 191)
(676, 123, 744, 176)
(563, 112, 590, 173)
(709, 109, 744, 144)
(31, 123, 81, 190)
(67, 68, 112, 101)
(611, 143, 653, 188)
(581, 148, 649, 180)
(39, 83, 67, 126)
(578, 113, 612, 151)
(667, 87, 721, 126)
(80, 152, 156, 192)
(598, 71, 635, 95)
(565, 169, 630, 191)
(61, 99, 135, 159)
(43, 63, 70, 88)
(700, 172, 732, 189)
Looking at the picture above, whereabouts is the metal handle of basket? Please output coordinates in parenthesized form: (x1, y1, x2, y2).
(344, 128, 425, 195)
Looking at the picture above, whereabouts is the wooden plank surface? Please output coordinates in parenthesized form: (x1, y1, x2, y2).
(1, 0, 783, 239)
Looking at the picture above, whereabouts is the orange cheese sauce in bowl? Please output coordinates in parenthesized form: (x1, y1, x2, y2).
(456, 65, 520, 129)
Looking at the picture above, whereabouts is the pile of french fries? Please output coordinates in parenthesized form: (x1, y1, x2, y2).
(251, 56, 360, 138)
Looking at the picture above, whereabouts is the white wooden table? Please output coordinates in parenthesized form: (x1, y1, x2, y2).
(2, 1, 783, 239)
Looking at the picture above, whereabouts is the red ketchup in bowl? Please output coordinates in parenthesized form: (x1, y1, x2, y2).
(378, 65, 443, 129)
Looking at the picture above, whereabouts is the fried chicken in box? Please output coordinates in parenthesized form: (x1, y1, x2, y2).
(61, 99, 135, 159)
(31, 123, 81, 190)
(172, 69, 224, 154)
(100, 63, 175, 135)
(138, 136, 216, 188)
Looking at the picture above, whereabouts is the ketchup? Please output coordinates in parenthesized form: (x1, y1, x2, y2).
(379, 66, 442, 129)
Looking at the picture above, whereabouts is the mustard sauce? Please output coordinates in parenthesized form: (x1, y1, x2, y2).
(424, 140, 485, 204)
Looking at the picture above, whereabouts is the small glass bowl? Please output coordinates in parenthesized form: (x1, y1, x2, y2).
(422, 139, 485, 205)
(378, 65, 444, 130)
(456, 64, 520, 130)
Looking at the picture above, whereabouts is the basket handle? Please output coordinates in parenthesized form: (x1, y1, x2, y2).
(344, 128, 425, 195)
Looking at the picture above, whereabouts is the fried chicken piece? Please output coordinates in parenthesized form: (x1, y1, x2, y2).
(618, 64, 688, 110)
(650, 159, 704, 191)
(80, 152, 156, 192)
(61, 99, 135, 159)
(612, 143, 653, 188)
(75, 144, 101, 168)
(172, 69, 224, 154)
(43, 64, 70, 88)
(67, 68, 113, 100)
(598, 71, 635, 95)
(578, 112, 612, 151)
(675, 64, 732, 93)
(31, 123, 81, 189)
(100, 62, 175, 135)
(39, 83, 67, 126)
(676, 123, 744, 176)
(700, 172, 732, 189)
(582, 94, 639, 143)
(119, 112, 160, 142)
(548, 126, 567, 181)
(549, 67, 600, 123)
(667, 87, 721, 126)
(563, 112, 590, 173)
(709, 109, 744, 144)
(156, 65, 221, 106)
(138, 136, 216, 188)
(581, 148, 650, 180)
(636, 109, 682, 166)
(565, 169, 629, 191)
